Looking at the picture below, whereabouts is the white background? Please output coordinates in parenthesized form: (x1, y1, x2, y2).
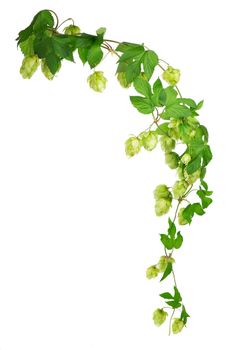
(0, 0, 229, 349)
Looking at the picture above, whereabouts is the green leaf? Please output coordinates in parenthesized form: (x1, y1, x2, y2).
(87, 44, 103, 68)
(119, 45, 144, 62)
(153, 78, 163, 94)
(162, 102, 193, 120)
(192, 203, 205, 215)
(19, 34, 35, 56)
(202, 145, 213, 166)
(180, 305, 190, 324)
(160, 292, 174, 299)
(156, 122, 169, 136)
(45, 53, 61, 75)
(164, 87, 178, 106)
(160, 262, 172, 282)
(116, 42, 142, 53)
(129, 96, 154, 114)
(177, 98, 197, 109)
(201, 180, 208, 191)
(186, 156, 201, 174)
(133, 76, 152, 97)
(126, 59, 142, 83)
(174, 232, 183, 249)
(174, 287, 182, 302)
(182, 204, 194, 224)
(199, 125, 209, 143)
(33, 10, 54, 32)
(197, 189, 213, 209)
(196, 100, 204, 110)
(166, 300, 181, 308)
(143, 50, 158, 80)
(160, 234, 174, 250)
(168, 218, 176, 238)
(78, 47, 88, 64)
(96, 27, 106, 36)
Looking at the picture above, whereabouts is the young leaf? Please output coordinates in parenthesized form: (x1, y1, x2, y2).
(160, 292, 174, 299)
(196, 100, 204, 110)
(160, 262, 172, 282)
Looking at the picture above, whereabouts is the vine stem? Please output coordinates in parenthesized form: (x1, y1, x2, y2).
(47, 9, 59, 29)
(57, 18, 75, 29)
(169, 309, 175, 336)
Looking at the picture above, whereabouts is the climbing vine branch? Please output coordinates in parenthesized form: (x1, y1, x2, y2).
(16, 9, 213, 336)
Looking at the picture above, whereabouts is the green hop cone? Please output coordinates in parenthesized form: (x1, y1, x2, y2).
(64, 24, 81, 35)
(125, 136, 141, 157)
(155, 198, 172, 216)
(20, 55, 40, 79)
(140, 131, 158, 151)
(165, 152, 179, 169)
(162, 66, 181, 86)
(181, 153, 192, 165)
(87, 71, 107, 93)
(146, 265, 159, 279)
(184, 169, 201, 184)
(172, 180, 189, 200)
(178, 208, 189, 225)
(160, 136, 176, 153)
(153, 309, 168, 327)
(117, 72, 131, 88)
(154, 185, 171, 200)
(172, 318, 184, 334)
(157, 256, 175, 273)
(168, 127, 180, 140)
(41, 59, 61, 80)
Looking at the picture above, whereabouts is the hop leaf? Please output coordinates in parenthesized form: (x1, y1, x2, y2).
(140, 131, 158, 151)
(87, 71, 107, 93)
(125, 136, 141, 157)
(153, 309, 168, 326)
(64, 24, 81, 35)
(172, 318, 184, 334)
(20, 55, 40, 79)
(162, 66, 181, 86)
(146, 265, 159, 279)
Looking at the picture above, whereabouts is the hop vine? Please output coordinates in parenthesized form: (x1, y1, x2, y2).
(16, 9, 213, 336)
